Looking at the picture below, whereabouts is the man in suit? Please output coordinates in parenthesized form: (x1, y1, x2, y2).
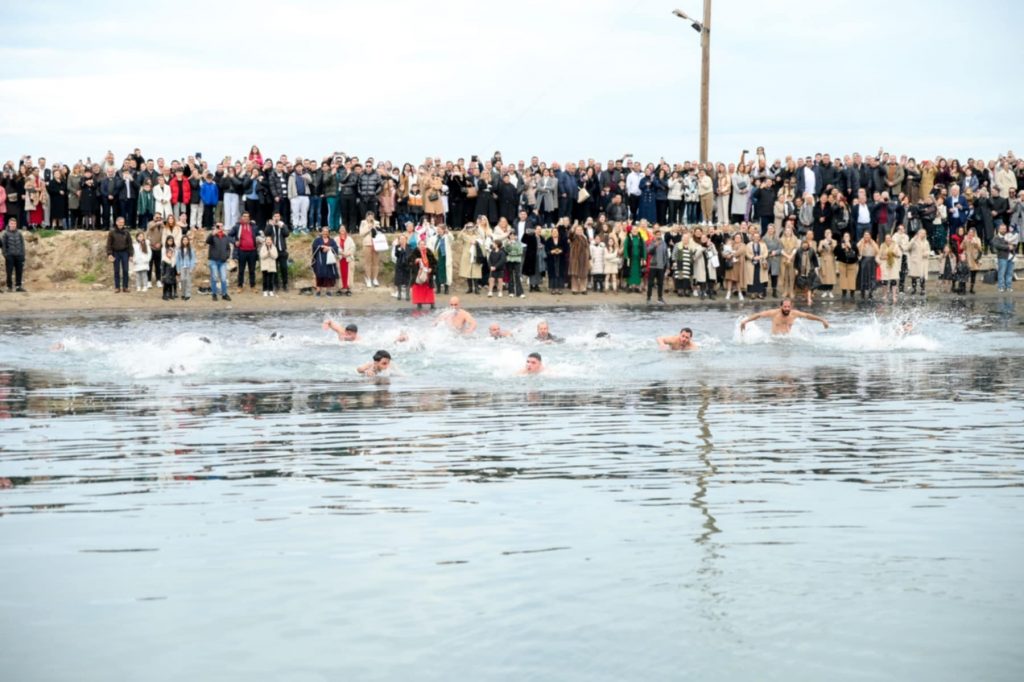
(946, 184, 969, 232)
(556, 163, 579, 220)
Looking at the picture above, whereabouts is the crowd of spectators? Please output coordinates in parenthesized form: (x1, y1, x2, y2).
(1, 146, 1021, 299)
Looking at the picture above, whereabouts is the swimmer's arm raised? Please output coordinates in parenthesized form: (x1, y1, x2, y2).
(794, 310, 829, 329)
(739, 311, 771, 331)
(322, 319, 345, 341)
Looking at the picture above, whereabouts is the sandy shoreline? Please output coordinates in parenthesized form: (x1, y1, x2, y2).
(0, 285, 1017, 320)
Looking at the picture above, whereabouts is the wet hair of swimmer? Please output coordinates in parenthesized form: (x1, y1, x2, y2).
(596, 332, 610, 338)
(345, 323, 358, 333)
(680, 327, 692, 336)
(373, 350, 391, 362)
(528, 352, 542, 362)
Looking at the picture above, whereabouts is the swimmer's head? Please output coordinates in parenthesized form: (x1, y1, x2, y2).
(525, 352, 543, 374)
(679, 327, 693, 343)
(449, 296, 461, 308)
(489, 323, 502, 338)
(596, 331, 609, 339)
(537, 321, 549, 338)
(372, 350, 391, 371)
(343, 323, 358, 341)
(781, 298, 792, 316)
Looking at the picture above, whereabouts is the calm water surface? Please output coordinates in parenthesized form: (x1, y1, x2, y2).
(1, 301, 1023, 681)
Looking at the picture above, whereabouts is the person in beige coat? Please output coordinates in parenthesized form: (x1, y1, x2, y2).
(358, 212, 383, 287)
(816, 229, 838, 298)
(744, 230, 769, 299)
(907, 228, 930, 295)
(457, 223, 484, 294)
(259, 236, 279, 296)
(877, 233, 903, 303)
(723, 233, 748, 300)
(423, 173, 445, 225)
(779, 225, 799, 298)
(963, 228, 984, 293)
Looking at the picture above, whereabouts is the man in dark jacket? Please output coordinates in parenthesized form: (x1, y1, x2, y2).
(264, 211, 291, 291)
(357, 165, 382, 220)
(1, 217, 27, 291)
(753, 178, 777, 234)
(116, 170, 138, 227)
(338, 163, 361, 232)
(557, 164, 579, 220)
(106, 216, 133, 292)
(205, 222, 232, 301)
(229, 211, 259, 292)
(269, 162, 290, 225)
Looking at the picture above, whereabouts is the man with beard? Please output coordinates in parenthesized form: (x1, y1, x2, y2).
(739, 297, 829, 336)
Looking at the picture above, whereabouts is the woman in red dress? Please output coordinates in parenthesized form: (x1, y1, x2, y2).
(410, 240, 437, 310)
(25, 169, 47, 228)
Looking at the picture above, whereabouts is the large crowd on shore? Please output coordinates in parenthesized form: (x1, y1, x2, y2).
(1, 146, 1021, 300)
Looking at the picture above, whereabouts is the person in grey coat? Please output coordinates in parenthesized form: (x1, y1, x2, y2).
(536, 169, 558, 225)
(763, 224, 782, 297)
(645, 226, 669, 304)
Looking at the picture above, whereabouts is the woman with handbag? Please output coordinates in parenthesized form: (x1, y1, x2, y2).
(410, 239, 438, 310)
(311, 226, 340, 296)
(423, 171, 445, 226)
(337, 227, 356, 295)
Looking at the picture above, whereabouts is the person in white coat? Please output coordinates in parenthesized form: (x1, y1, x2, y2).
(153, 176, 172, 219)
(130, 231, 152, 292)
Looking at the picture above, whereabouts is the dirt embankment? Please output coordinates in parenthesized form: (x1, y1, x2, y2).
(0, 230, 1018, 317)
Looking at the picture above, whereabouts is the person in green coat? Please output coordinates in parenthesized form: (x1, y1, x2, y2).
(137, 180, 155, 233)
(624, 228, 646, 292)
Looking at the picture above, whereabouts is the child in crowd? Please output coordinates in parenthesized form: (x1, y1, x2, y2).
(161, 236, 178, 300)
(130, 231, 151, 292)
(487, 240, 507, 297)
(953, 252, 970, 295)
(938, 244, 956, 294)
(177, 235, 196, 301)
(259, 235, 279, 297)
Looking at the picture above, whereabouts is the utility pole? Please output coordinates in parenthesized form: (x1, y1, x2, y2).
(673, 1, 712, 164)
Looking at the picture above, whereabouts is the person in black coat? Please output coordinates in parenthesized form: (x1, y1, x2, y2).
(497, 175, 519, 225)
(474, 177, 498, 226)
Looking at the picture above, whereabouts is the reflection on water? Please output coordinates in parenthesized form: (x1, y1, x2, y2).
(0, 307, 1023, 681)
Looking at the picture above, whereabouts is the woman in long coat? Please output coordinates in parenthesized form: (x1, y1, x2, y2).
(778, 225, 800, 298)
(723, 233, 748, 299)
(623, 227, 646, 292)
(907, 228, 930, 295)
(637, 170, 658, 224)
(458, 224, 484, 294)
(423, 172, 445, 225)
(544, 227, 568, 293)
(311, 228, 340, 296)
(567, 224, 590, 294)
(536, 169, 557, 224)
(764, 224, 782, 297)
(521, 225, 545, 292)
(877, 233, 902, 303)
(47, 169, 69, 229)
(793, 238, 820, 305)
(857, 233, 878, 299)
(963, 228, 983, 293)
(409, 239, 438, 309)
(744, 230, 769, 299)
(730, 165, 752, 222)
(474, 176, 499, 226)
(816, 229, 837, 298)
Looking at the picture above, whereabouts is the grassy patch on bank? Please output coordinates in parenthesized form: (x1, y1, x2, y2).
(36, 229, 60, 239)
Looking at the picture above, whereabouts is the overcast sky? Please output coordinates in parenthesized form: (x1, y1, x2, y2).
(4, 0, 1021, 167)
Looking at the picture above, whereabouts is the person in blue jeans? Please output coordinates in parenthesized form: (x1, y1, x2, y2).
(205, 222, 233, 301)
(991, 224, 1014, 292)
(105, 217, 133, 292)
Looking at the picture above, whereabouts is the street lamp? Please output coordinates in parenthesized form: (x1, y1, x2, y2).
(673, 2, 712, 165)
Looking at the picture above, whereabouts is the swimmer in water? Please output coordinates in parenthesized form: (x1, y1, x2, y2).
(356, 350, 392, 376)
(489, 323, 512, 339)
(657, 327, 700, 351)
(435, 296, 477, 334)
(897, 319, 915, 336)
(535, 321, 563, 343)
(323, 319, 359, 342)
(518, 352, 544, 375)
(739, 298, 829, 335)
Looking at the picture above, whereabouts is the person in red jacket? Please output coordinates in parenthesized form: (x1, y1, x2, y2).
(228, 211, 259, 292)
(170, 169, 191, 224)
